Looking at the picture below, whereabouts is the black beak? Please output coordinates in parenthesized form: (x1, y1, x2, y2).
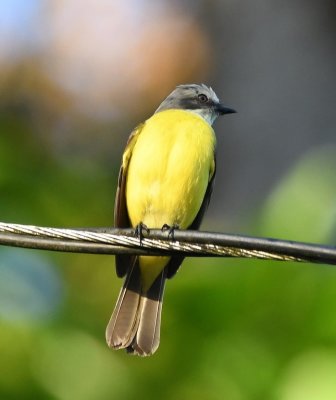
(216, 103, 237, 115)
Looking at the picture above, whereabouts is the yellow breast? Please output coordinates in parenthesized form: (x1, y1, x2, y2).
(126, 109, 216, 230)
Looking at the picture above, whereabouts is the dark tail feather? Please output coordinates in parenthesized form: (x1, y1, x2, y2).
(106, 263, 166, 356)
(106, 261, 141, 349)
(129, 269, 166, 356)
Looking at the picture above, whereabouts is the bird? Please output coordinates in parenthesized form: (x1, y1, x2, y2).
(106, 83, 235, 356)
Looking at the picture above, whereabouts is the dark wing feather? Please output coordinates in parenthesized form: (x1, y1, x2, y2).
(114, 124, 144, 277)
(166, 155, 217, 279)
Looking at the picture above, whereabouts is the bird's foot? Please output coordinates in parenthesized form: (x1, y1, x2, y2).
(161, 223, 179, 241)
(134, 222, 150, 245)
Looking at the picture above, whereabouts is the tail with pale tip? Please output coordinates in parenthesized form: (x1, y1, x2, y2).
(106, 261, 166, 356)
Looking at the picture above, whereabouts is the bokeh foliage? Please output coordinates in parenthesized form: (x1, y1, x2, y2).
(1, 100, 336, 400)
(1, 1, 336, 399)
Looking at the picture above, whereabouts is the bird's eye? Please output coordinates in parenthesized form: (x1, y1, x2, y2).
(198, 94, 208, 103)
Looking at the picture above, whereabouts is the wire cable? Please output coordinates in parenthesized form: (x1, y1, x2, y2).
(0, 222, 335, 265)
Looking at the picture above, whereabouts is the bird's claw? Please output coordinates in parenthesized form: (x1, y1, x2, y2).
(161, 223, 179, 240)
(134, 222, 150, 245)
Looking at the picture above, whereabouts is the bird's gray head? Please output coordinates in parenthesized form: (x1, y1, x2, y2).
(155, 83, 236, 125)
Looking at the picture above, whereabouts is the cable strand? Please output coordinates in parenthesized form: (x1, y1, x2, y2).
(0, 222, 335, 265)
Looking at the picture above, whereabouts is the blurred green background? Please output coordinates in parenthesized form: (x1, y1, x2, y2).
(0, 1, 336, 399)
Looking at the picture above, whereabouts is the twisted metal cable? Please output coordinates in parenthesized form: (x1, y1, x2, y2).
(0, 221, 335, 265)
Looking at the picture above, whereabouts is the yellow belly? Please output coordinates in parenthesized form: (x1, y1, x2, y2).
(126, 109, 216, 288)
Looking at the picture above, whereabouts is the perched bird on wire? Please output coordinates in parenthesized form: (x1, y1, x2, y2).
(106, 84, 236, 356)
